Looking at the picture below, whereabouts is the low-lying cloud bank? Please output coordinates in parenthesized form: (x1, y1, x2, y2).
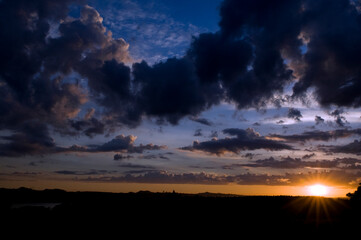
(76, 169, 361, 187)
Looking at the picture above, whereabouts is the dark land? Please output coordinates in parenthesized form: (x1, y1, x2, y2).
(2, 187, 361, 237)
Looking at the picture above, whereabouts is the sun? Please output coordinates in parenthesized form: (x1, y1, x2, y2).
(307, 184, 329, 196)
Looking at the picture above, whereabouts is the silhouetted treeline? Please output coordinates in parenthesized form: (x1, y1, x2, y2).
(2, 187, 361, 237)
(347, 183, 361, 201)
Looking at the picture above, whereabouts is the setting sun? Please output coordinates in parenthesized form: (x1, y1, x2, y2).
(307, 184, 330, 196)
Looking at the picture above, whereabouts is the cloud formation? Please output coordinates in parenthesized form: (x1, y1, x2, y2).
(0, 0, 133, 140)
(189, 116, 213, 126)
(326, 140, 361, 155)
(2, 0, 361, 144)
(287, 108, 303, 122)
(62, 134, 167, 154)
(54, 169, 117, 175)
(0, 130, 165, 157)
(181, 128, 293, 155)
(315, 116, 325, 125)
(291, 0, 361, 108)
(113, 154, 133, 161)
(218, 0, 361, 109)
(0, 121, 55, 157)
(79, 169, 361, 186)
(269, 129, 361, 142)
(329, 109, 348, 127)
(233, 156, 361, 170)
(2, 0, 361, 169)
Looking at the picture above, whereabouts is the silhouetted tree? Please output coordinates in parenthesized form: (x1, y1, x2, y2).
(347, 183, 361, 201)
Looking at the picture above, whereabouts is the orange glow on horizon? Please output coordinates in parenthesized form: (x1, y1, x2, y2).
(1, 180, 354, 198)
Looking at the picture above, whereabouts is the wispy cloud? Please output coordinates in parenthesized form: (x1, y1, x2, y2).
(223, 156, 361, 170)
(93, 0, 205, 64)
(269, 129, 361, 142)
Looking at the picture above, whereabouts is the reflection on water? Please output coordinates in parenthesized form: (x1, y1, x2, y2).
(11, 203, 61, 209)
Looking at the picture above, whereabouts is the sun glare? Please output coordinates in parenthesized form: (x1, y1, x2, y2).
(307, 184, 329, 196)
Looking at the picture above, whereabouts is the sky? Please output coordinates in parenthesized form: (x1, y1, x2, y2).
(1, 0, 361, 197)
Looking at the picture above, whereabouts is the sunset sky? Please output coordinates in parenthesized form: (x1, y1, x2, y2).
(1, 0, 361, 197)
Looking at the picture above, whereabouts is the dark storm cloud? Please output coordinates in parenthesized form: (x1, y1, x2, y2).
(291, 0, 361, 108)
(0, 121, 55, 157)
(0, 0, 81, 97)
(131, 39, 271, 124)
(269, 128, 361, 142)
(79, 59, 138, 127)
(287, 108, 302, 122)
(132, 58, 216, 125)
(43, 4, 137, 127)
(0, 0, 77, 121)
(181, 128, 293, 155)
(187, 30, 293, 110)
(216, 0, 300, 108)
(3, 0, 361, 158)
(0, 0, 132, 140)
(0, 0, 303, 139)
(219, 0, 361, 109)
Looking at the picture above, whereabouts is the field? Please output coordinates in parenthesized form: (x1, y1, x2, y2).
(2, 187, 361, 237)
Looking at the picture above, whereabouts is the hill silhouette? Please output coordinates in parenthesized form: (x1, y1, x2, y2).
(2, 187, 361, 237)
